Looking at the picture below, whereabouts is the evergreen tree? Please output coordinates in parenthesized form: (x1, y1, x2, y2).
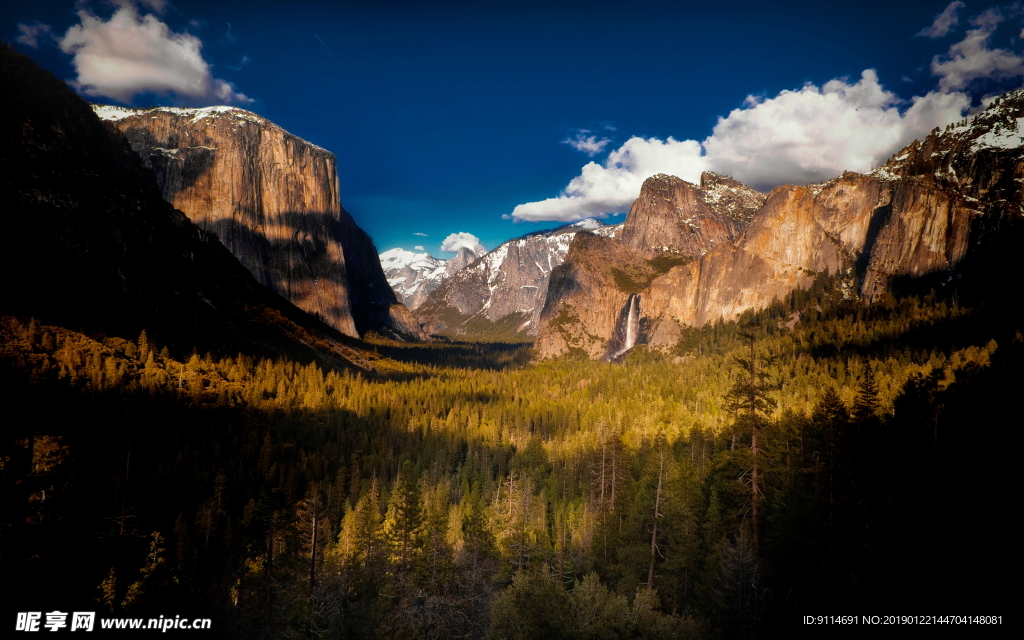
(384, 462, 424, 573)
(724, 330, 777, 553)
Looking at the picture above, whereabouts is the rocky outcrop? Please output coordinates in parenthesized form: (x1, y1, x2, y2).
(638, 171, 976, 346)
(537, 93, 1024, 358)
(699, 171, 768, 225)
(416, 220, 620, 339)
(536, 232, 658, 359)
(94, 105, 359, 337)
(446, 247, 483, 275)
(619, 172, 764, 259)
(94, 104, 423, 340)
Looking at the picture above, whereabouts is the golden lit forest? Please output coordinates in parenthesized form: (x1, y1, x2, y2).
(1, 271, 1015, 638)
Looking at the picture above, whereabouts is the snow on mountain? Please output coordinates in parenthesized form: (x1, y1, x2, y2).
(413, 219, 623, 337)
(379, 248, 448, 310)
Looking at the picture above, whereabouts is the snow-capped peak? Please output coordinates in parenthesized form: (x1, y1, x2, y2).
(567, 218, 604, 230)
(379, 247, 443, 271)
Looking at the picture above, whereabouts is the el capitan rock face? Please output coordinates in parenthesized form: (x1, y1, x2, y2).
(95, 105, 359, 337)
(94, 104, 423, 340)
(0, 44, 376, 368)
(537, 95, 1024, 359)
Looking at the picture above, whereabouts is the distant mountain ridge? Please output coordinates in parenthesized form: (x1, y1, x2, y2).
(411, 219, 620, 339)
(380, 244, 488, 310)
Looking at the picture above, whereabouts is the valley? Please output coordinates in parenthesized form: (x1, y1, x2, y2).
(1, 38, 1020, 639)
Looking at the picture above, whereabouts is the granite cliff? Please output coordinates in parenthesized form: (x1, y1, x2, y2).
(619, 172, 764, 259)
(94, 105, 422, 340)
(0, 44, 381, 369)
(537, 95, 1024, 359)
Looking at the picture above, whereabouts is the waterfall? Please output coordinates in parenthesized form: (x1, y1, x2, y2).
(612, 294, 641, 359)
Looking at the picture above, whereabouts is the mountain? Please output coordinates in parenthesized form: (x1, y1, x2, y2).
(414, 220, 621, 339)
(537, 97, 1024, 359)
(93, 104, 423, 340)
(379, 245, 487, 310)
(619, 171, 765, 259)
(0, 43, 379, 370)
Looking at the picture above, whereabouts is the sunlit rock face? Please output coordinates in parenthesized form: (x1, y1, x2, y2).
(537, 92, 1024, 358)
(536, 232, 657, 359)
(1, 45, 374, 365)
(95, 105, 358, 336)
(619, 172, 763, 260)
(95, 105, 424, 340)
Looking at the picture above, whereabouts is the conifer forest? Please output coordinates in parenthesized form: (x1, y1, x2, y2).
(2, 270, 1016, 638)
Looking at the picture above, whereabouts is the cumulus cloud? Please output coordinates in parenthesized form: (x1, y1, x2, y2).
(440, 232, 486, 255)
(918, 1, 964, 38)
(414, 245, 425, 251)
(16, 21, 54, 48)
(931, 8, 1024, 91)
(511, 69, 968, 222)
(704, 70, 967, 190)
(511, 137, 706, 222)
(563, 131, 612, 156)
(58, 4, 250, 104)
(507, 2, 1024, 222)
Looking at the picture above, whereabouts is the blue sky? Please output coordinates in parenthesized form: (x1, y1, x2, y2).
(7, 1, 1024, 257)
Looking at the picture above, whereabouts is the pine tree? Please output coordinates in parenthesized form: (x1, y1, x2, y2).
(724, 330, 777, 553)
(852, 363, 881, 424)
(383, 462, 423, 572)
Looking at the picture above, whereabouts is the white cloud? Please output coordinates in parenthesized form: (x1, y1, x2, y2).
(440, 232, 486, 255)
(511, 136, 706, 222)
(414, 245, 425, 251)
(413, 232, 428, 237)
(511, 68, 971, 222)
(704, 70, 967, 190)
(931, 8, 1024, 91)
(16, 22, 54, 48)
(58, 4, 250, 104)
(918, 1, 964, 38)
(563, 131, 612, 156)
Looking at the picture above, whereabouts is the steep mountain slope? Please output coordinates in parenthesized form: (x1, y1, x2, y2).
(94, 104, 422, 340)
(380, 245, 487, 310)
(536, 232, 659, 359)
(380, 248, 447, 309)
(537, 96, 1024, 358)
(537, 173, 765, 358)
(619, 172, 764, 259)
(415, 220, 621, 339)
(0, 44, 377, 369)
